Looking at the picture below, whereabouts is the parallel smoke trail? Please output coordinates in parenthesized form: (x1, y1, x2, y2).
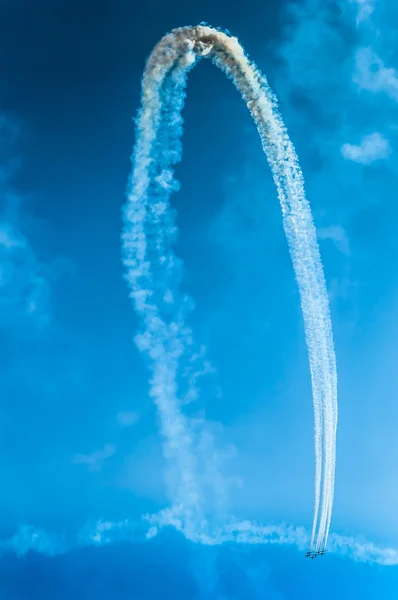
(122, 25, 338, 549)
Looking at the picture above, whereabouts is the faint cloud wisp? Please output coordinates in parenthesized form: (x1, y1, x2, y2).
(0, 113, 51, 333)
(341, 132, 391, 164)
(117, 411, 140, 427)
(350, 0, 375, 24)
(318, 225, 350, 255)
(355, 47, 398, 101)
(72, 443, 116, 472)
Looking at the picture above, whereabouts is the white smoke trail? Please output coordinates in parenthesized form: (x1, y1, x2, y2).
(122, 47, 206, 536)
(200, 29, 336, 550)
(5, 520, 398, 567)
(122, 25, 337, 548)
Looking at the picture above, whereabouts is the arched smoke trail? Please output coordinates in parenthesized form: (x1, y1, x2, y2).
(122, 25, 338, 551)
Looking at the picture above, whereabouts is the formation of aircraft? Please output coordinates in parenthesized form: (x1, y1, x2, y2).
(305, 549, 326, 559)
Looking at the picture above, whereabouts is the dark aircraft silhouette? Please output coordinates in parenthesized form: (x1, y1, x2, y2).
(305, 548, 326, 559)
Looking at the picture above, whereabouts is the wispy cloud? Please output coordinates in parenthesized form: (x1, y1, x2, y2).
(341, 132, 391, 164)
(1, 520, 139, 557)
(77, 519, 139, 546)
(350, 0, 375, 24)
(355, 47, 398, 101)
(4, 518, 398, 567)
(117, 411, 140, 427)
(318, 225, 350, 255)
(0, 113, 51, 332)
(329, 532, 398, 566)
(0, 220, 50, 328)
(3, 526, 64, 558)
(72, 443, 116, 471)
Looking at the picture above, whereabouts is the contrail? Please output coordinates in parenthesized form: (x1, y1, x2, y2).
(122, 25, 338, 549)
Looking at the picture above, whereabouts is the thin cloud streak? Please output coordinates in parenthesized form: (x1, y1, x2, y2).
(72, 443, 116, 472)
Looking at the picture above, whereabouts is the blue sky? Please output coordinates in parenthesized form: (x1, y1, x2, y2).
(1, 0, 398, 597)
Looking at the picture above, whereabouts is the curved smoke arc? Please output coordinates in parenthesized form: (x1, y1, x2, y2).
(122, 25, 337, 551)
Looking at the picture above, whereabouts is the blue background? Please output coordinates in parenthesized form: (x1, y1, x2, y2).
(1, 0, 398, 597)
